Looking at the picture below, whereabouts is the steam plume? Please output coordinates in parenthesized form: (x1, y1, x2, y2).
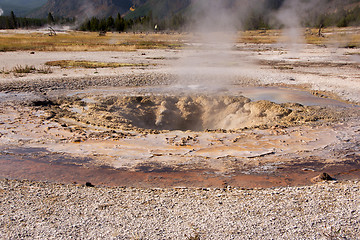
(275, 0, 325, 55)
(175, 0, 242, 90)
(0, 8, 3, 16)
(276, 0, 305, 55)
(79, 0, 95, 19)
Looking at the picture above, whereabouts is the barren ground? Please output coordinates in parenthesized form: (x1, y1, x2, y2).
(0, 29, 359, 188)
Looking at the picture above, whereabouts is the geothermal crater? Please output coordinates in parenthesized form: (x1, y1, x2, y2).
(1, 43, 359, 188)
(0, 85, 358, 188)
(53, 94, 340, 132)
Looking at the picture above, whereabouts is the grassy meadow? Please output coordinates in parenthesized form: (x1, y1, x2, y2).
(0, 31, 185, 52)
(0, 28, 359, 52)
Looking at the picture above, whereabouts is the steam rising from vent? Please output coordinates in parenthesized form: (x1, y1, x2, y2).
(79, 1, 95, 19)
(276, 0, 304, 53)
(175, 0, 243, 90)
(0, 8, 3, 16)
(70, 0, 96, 29)
(275, 0, 325, 56)
(174, 0, 332, 88)
(191, 0, 237, 40)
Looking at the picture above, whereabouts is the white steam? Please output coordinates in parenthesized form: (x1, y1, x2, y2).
(275, 0, 325, 56)
(71, 1, 96, 29)
(0, 8, 4, 16)
(175, 0, 243, 90)
(79, 0, 95, 19)
(275, 0, 307, 57)
(175, 0, 331, 88)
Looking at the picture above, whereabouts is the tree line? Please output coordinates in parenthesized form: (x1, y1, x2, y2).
(316, 6, 360, 28)
(78, 12, 186, 32)
(78, 7, 360, 33)
(1, 6, 360, 32)
(0, 11, 74, 29)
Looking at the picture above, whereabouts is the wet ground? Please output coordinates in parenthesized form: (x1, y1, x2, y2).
(0, 146, 359, 188)
(0, 42, 360, 188)
(0, 84, 359, 188)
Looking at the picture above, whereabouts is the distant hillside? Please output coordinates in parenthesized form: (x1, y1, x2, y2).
(27, 0, 186, 20)
(0, 0, 46, 16)
(21, 0, 360, 29)
(27, 0, 136, 19)
(124, 0, 190, 20)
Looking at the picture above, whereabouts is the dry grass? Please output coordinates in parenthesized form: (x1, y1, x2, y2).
(304, 27, 360, 47)
(45, 60, 150, 68)
(0, 65, 53, 75)
(0, 31, 185, 52)
(238, 27, 360, 47)
(0, 28, 359, 52)
(0, 68, 10, 74)
(12, 65, 36, 73)
(36, 65, 53, 74)
(239, 29, 282, 44)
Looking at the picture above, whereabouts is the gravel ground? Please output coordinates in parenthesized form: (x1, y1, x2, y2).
(0, 72, 174, 93)
(1, 178, 359, 239)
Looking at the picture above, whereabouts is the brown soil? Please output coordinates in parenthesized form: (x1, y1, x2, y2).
(1, 152, 359, 188)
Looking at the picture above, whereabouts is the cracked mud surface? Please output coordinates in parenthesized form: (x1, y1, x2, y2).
(0, 44, 360, 188)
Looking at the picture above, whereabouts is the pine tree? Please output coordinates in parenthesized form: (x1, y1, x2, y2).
(115, 13, 125, 32)
(10, 11, 17, 29)
(47, 12, 55, 25)
(99, 18, 107, 31)
(107, 16, 115, 30)
(90, 17, 100, 31)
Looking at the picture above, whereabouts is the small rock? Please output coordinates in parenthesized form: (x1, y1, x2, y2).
(311, 172, 334, 183)
(73, 137, 83, 143)
(85, 182, 95, 187)
(302, 168, 315, 172)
